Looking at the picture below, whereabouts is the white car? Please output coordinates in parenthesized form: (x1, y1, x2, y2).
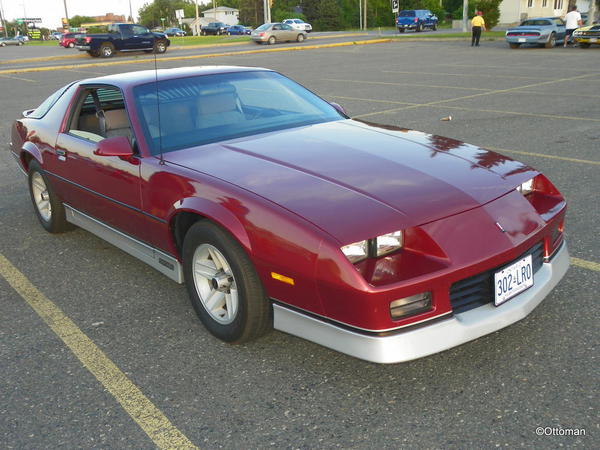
(283, 19, 312, 33)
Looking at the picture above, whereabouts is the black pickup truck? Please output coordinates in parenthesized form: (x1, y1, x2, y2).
(75, 23, 170, 57)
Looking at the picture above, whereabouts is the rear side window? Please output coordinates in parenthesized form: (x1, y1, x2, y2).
(28, 83, 74, 119)
(399, 11, 416, 17)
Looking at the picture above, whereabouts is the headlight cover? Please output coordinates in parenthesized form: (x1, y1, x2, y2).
(341, 230, 404, 263)
(516, 178, 534, 195)
(341, 240, 369, 263)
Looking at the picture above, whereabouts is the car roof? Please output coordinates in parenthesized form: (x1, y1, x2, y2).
(79, 66, 273, 89)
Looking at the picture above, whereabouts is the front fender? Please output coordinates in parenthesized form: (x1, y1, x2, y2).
(170, 196, 252, 252)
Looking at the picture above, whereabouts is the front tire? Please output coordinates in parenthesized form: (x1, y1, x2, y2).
(296, 33, 305, 43)
(183, 221, 271, 344)
(68, 42, 74, 48)
(28, 161, 73, 233)
(432, 24, 437, 31)
(154, 40, 167, 53)
(579, 42, 590, 48)
(398, 28, 405, 33)
(416, 23, 423, 32)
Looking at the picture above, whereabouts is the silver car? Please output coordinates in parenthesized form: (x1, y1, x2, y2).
(0, 36, 25, 47)
(251, 23, 307, 45)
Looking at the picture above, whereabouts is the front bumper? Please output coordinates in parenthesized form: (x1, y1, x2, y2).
(75, 45, 91, 51)
(274, 241, 570, 364)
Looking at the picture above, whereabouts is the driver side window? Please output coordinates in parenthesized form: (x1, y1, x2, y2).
(68, 87, 133, 144)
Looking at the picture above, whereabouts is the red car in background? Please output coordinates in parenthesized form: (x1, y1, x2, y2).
(59, 33, 78, 48)
(9, 66, 570, 363)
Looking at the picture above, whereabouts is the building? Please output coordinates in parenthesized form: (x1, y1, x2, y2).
(499, 0, 568, 25)
(187, 6, 240, 35)
(92, 13, 126, 23)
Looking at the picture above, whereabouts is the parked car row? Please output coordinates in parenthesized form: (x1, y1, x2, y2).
(505, 17, 600, 48)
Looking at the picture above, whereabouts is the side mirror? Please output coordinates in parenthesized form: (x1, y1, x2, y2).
(95, 136, 133, 158)
(330, 102, 348, 117)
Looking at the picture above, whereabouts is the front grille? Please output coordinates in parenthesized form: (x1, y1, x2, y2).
(449, 242, 544, 314)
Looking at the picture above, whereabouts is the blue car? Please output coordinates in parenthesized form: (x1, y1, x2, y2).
(227, 25, 250, 35)
(396, 10, 438, 33)
(505, 17, 566, 48)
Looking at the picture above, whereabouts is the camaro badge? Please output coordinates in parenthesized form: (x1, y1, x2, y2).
(495, 222, 507, 233)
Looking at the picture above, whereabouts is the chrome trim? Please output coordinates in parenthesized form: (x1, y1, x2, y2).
(274, 242, 570, 364)
(64, 204, 183, 283)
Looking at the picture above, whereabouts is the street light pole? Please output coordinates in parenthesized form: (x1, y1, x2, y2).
(128, 0, 134, 22)
(195, 0, 199, 35)
(359, 0, 362, 30)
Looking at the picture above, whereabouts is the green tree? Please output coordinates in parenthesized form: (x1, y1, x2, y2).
(313, 0, 342, 30)
(239, 0, 264, 27)
(68, 15, 97, 27)
(475, 0, 501, 29)
(138, 0, 199, 29)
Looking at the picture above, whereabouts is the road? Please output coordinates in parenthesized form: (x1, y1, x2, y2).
(1, 37, 598, 449)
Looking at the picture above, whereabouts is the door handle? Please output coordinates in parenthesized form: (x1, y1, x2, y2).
(56, 149, 67, 161)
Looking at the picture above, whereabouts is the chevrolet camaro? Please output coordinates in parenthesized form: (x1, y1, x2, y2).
(10, 66, 570, 363)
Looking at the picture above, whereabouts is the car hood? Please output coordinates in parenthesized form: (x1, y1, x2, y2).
(165, 120, 537, 243)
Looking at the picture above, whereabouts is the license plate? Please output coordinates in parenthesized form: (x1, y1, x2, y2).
(518, 38, 526, 42)
(590, 38, 598, 43)
(494, 254, 533, 306)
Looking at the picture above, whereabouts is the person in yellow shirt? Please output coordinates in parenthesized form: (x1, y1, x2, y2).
(471, 11, 486, 46)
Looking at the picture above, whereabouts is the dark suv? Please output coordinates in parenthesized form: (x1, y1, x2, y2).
(201, 22, 229, 36)
(396, 10, 438, 33)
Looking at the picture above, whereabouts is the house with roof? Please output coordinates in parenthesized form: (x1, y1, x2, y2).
(499, 0, 593, 25)
(186, 6, 240, 35)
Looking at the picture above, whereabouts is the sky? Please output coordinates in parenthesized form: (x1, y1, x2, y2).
(1, 0, 210, 30)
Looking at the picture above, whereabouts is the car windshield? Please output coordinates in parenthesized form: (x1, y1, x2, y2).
(520, 20, 551, 26)
(133, 71, 344, 154)
(399, 11, 416, 17)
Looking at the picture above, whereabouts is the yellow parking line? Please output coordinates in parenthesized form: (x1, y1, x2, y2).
(381, 69, 555, 81)
(0, 74, 37, 82)
(571, 257, 600, 272)
(353, 72, 598, 119)
(0, 39, 392, 75)
(0, 253, 197, 450)
(323, 78, 491, 91)
(486, 147, 600, 166)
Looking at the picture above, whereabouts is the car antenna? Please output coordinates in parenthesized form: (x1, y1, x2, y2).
(153, 43, 165, 165)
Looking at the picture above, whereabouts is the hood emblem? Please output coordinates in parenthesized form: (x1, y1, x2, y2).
(495, 222, 506, 233)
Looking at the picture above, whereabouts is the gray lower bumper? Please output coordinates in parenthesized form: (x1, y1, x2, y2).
(273, 242, 570, 364)
(76, 45, 91, 51)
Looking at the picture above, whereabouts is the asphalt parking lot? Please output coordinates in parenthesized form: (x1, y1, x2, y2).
(1, 39, 598, 449)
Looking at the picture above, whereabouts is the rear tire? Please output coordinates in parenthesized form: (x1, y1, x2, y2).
(183, 221, 271, 344)
(99, 43, 114, 58)
(268, 36, 276, 45)
(509, 43, 520, 49)
(579, 42, 590, 48)
(416, 23, 423, 32)
(545, 32, 556, 48)
(432, 24, 437, 31)
(28, 161, 73, 233)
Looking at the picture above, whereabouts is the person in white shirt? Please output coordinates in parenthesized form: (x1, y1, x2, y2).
(564, 6, 583, 47)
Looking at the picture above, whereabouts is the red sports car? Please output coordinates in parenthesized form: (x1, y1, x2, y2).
(10, 66, 569, 363)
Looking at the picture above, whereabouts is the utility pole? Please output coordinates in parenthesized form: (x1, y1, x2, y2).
(359, 0, 362, 30)
(195, 0, 199, 35)
(63, 0, 69, 25)
(128, 0, 134, 22)
(364, 0, 367, 30)
(263, 0, 271, 24)
(588, 0, 597, 26)
(0, 0, 7, 37)
(462, 0, 468, 32)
